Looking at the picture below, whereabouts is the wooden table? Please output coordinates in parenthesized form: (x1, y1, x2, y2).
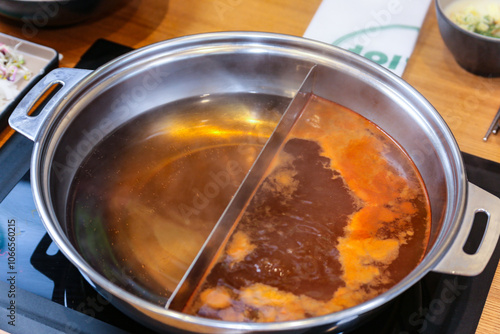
(0, 0, 499, 332)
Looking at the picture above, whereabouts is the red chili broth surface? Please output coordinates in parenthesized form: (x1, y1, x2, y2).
(184, 95, 431, 322)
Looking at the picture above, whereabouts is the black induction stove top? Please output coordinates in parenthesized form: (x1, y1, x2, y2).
(0, 40, 499, 334)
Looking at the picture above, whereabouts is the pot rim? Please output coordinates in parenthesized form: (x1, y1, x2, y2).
(28, 31, 467, 332)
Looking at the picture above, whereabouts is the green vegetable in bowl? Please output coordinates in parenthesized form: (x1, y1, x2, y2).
(448, 2, 500, 38)
(451, 12, 500, 37)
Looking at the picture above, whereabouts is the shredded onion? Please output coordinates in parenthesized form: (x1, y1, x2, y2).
(0, 43, 32, 109)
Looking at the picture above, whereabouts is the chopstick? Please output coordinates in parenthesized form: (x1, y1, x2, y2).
(483, 106, 500, 141)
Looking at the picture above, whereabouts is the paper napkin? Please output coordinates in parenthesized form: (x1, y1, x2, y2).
(303, 0, 432, 76)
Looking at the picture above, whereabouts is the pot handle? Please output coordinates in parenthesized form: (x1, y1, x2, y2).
(8, 68, 92, 141)
(433, 182, 500, 276)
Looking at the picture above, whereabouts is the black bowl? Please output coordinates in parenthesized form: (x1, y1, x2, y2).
(0, 0, 125, 27)
(436, 0, 500, 77)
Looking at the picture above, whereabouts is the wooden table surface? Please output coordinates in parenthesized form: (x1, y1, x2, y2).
(0, 0, 499, 332)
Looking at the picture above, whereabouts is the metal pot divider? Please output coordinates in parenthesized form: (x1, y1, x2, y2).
(166, 65, 318, 311)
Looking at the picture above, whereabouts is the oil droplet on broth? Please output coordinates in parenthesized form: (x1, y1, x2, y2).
(184, 95, 431, 322)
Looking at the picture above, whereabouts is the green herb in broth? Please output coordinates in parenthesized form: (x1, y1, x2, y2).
(447, 1, 500, 38)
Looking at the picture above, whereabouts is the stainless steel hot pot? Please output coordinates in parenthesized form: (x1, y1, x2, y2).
(8, 32, 500, 333)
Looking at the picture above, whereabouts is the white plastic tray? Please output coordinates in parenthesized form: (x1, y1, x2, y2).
(0, 32, 58, 120)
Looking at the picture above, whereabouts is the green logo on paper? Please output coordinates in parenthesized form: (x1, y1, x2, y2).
(333, 25, 420, 73)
